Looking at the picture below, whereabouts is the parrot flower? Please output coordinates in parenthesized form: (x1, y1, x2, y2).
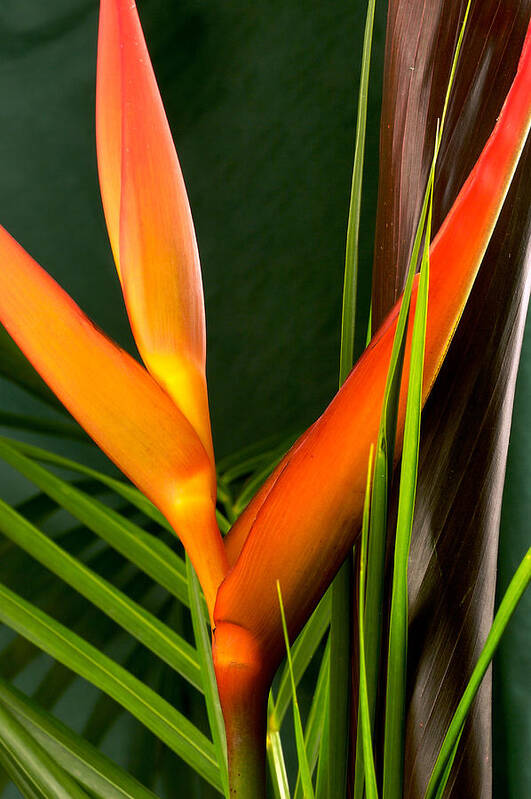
(0, 1, 529, 796)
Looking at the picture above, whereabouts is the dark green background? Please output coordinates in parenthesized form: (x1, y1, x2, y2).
(0, 1, 528, 796)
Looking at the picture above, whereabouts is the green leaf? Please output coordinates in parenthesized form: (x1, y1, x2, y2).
(220, 436, 297, 485)
(0, 410, 84, 440)
(32, 579, 169, 718)
(0, 437, 194, 610)
(294, 639, 330, 799)
(339, 0, 376, 380)
(274, 589, 331, 726)
(267, 694, 291, 799)
(358, 448, 378, 799)
(330, 0, 377, 788)
(0, 742, 45, 799)
(383, 160, 433, 799)
(327, 561, 352, 799)
(352, 443, 387, 799)
(0, 677, 161, 799)
(0, 581, 222, 792)
(424, 549, 531, 799)
(277, 581, 315, 799)
(186, 556, 229, 796)
(81, 636, 163, 747)
(355, 123, 438, 799)
(0, 544, 127, 693)
(6, 438, 171, 530)
(352, 120, 436, 799)
(0, 497, 203, 692)
(0, 699, 90, 798)
(0, 546, 147, 690)
(216, 433, 297, 476)
(314, 660, 331, 799)
(432, 731, 462, 799)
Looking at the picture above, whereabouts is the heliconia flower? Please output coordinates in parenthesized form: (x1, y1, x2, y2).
(0, 0, 229, 617)
(96, 0, 214, 468)
(214, 21, 531, 678)
(0, 2, 529, 794)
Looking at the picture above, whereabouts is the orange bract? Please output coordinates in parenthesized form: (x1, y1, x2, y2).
(214, 24, 531, 665)
(97, 0, 214, 468)
(0, 228, 227, 614)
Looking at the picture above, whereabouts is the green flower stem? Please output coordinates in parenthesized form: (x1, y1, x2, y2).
(213, 622, 268, 798)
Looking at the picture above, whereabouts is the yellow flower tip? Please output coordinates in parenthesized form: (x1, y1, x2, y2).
(146, 350, 215, 473)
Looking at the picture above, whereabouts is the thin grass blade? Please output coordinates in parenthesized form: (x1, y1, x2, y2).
(424, 549, 531, 799)
(358, 447, 378, 799)
(331, 0, 377, 791)
(186, 556, 229, 796)
(371, 5, 529, 793)
(359, 10, 471, 789)
(314, 666, 331, 799)
(267, 694, 291, 799)
(277, 582, 315, 799)
(433, 731, 463, 799)
(294, 638, 330, 799)
(383, 173, 433, 799)
(274, 590, 331, 726)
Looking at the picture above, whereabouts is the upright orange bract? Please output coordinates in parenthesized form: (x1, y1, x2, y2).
(97, 0, 214, 469)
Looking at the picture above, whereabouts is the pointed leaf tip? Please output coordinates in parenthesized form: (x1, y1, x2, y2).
(96, 0, 214, 465)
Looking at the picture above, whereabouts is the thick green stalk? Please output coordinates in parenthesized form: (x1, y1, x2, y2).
(225, 715, 266, 799)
